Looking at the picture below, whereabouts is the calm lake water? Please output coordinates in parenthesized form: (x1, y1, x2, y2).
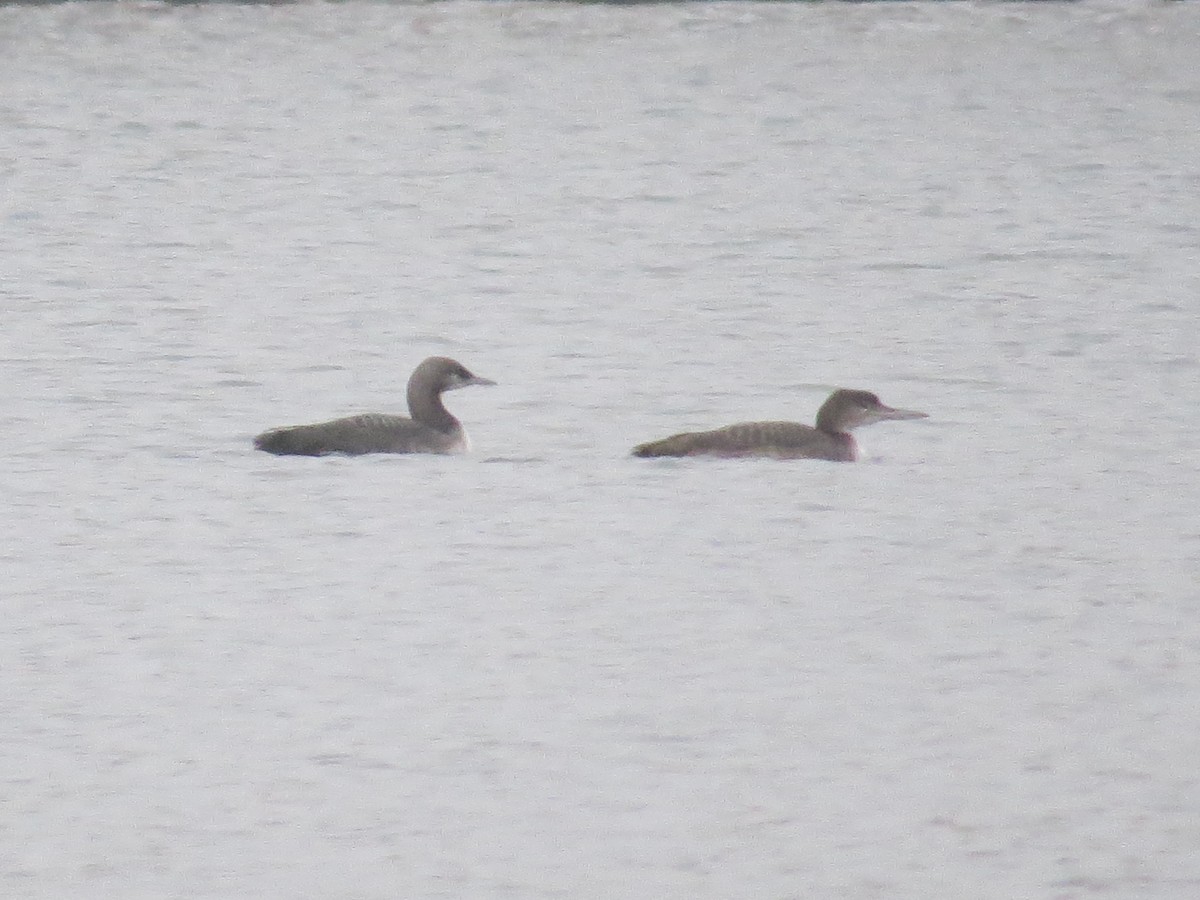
(3, 1, 1199, 898)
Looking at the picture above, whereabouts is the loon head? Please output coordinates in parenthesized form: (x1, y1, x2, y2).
(412, 356, 497, 395)
(815, 389, 927, 434)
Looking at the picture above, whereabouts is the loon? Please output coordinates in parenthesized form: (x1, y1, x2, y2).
(631, 388, 926, 461)
(253, 356, 495, 456)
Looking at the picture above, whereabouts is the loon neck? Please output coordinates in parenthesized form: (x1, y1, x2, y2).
(814, 397, 853, 435)
(407, 384, 458, 433)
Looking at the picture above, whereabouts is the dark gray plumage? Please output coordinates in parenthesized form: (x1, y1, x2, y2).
(631, 388, 926, 461)
(254, 356, 495, 457)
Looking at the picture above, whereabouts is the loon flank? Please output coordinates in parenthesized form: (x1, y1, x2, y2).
(254, 356, 495, 457)
(631, 389, 926, 461)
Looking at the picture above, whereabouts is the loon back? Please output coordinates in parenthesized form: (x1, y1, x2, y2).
(632, 421, 854, 461)
(254, 414, 467, 457)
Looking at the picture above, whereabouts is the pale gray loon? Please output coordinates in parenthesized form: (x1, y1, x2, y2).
(631, 388, 926, 461)
(254, 356, 495, 457)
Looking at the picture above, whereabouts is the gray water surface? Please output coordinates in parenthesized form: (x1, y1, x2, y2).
(3, 2, 1199, 898)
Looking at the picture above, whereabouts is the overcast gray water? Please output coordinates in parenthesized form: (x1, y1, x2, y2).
(3, 1, 1199, 897)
